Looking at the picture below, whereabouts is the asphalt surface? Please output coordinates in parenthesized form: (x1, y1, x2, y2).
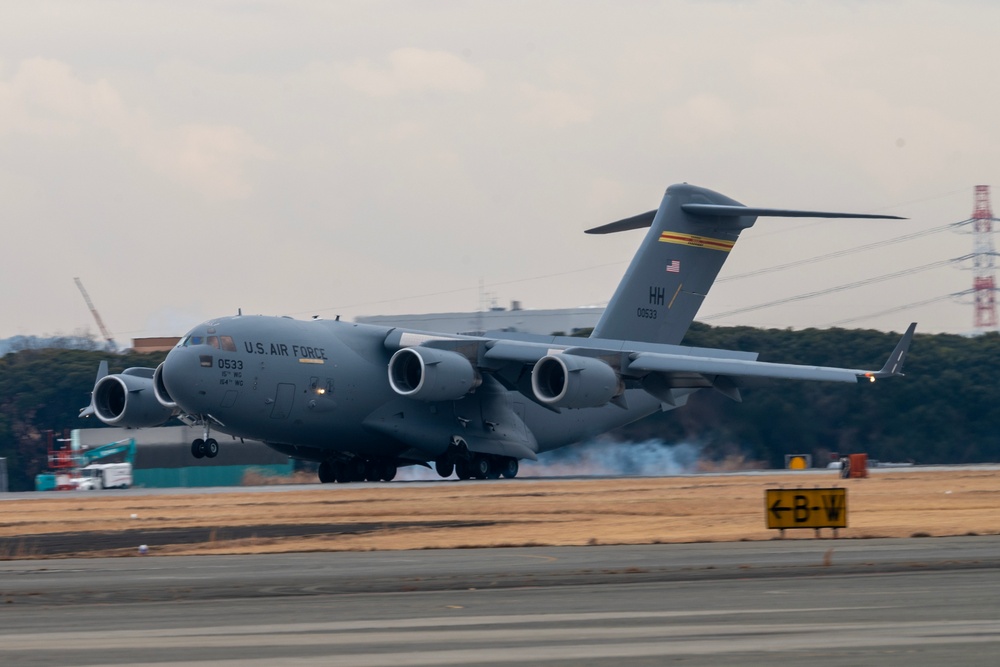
(5, 463, 999, 500)
(0, 520, 494, 557)
(1, 536, 997, 665)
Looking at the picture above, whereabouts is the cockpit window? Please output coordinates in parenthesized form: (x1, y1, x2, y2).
(180, 334, 235, 349)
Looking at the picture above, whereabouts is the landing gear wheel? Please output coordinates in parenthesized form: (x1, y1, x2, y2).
(455, 461, 473, 480)
(379, 461, 397, 482)
(318, 460, 335, 484)
(191, 438, 206, 459)
(204, 438, 219, 458)
(472, 456, 491, 480)
(363, 460, 382, 482)
(349, 459, 367, 483)
(435, 460, 455, 478)
(334, 461, 351, 484)
(500, 458, 519, 479)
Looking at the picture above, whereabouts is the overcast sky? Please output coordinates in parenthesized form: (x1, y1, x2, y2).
(2, 0, 998, 343)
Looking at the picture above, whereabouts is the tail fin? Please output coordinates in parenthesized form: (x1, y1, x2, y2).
(589, 184, 904, 344)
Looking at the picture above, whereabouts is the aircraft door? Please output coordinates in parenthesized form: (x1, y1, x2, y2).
(270, 383, 295, 420)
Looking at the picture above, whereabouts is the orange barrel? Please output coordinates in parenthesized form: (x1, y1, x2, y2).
(848, 453, 868, 478)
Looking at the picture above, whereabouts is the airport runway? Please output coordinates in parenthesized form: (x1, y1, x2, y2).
(1, 536, 997, 666)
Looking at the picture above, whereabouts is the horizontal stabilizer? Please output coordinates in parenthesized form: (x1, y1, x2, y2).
(585, 210, 656, 234)
(681, 204, 905, 220)
(585, 203, 904, 236)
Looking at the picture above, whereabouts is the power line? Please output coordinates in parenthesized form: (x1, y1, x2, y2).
(720, 222, 957, 283)
(300, 189, 971, 319)
(825, 293, 964, 327)
(703, 256, 970, 321)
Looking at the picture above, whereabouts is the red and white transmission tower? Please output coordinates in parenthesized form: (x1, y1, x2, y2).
(968, 185, 998, 331)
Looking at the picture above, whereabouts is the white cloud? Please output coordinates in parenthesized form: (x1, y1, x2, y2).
(335, 48, 486, 97)
(0, 1, 998, 338)
(0, 58, 268, 201)
(140, 123, 271, 200)
(660, 94, 737, 146)
(517, 84, 593, 129)
(0, 58, 125, 138)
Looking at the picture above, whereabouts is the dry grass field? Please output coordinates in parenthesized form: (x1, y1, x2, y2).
(1, 468, 997, 558)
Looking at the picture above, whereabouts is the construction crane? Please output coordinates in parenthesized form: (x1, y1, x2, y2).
(74, 277, 118, 351)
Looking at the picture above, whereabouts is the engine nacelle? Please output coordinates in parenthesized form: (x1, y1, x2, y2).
(92, 370, 176, 428)
(388, 347, 481, 402)
(152, 363, 177, 409)
(531, 354, 622, 408)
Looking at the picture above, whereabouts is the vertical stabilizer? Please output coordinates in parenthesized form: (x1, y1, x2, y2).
(589, 184, 757, 344)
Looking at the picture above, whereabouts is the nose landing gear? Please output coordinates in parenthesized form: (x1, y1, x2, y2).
(191, 438, 219, 459)
(190, 421, 219, 459)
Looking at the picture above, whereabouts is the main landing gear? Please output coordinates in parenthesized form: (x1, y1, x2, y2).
(434, 438, 520, 481)
(318, 458, 397, 484)
(446, 453, 518, 481)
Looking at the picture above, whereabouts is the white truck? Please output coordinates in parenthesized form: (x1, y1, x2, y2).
(74, 463, 132, 490)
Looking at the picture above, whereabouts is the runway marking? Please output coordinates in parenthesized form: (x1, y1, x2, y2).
(518, 554, 558, 563)
(4, 619, 997, 666)
(0, 606, 895, 646)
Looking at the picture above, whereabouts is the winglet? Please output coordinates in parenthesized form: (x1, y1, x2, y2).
(860, 323, 917, 382)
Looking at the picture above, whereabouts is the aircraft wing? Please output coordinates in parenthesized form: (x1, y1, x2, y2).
(483, 323, 914, 382)
(390, 323, 916, 410)
(627, 322, 916, 383)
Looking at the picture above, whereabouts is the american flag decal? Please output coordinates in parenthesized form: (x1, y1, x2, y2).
(666, 260, 680, 273)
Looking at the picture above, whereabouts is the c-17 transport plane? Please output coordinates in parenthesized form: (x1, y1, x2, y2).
(82, 183, 916, 482)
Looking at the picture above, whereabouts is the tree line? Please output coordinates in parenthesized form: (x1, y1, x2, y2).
(0, 348, 167, 491)
(1, 325, 997, 490)
(617, 324, 1000, 468)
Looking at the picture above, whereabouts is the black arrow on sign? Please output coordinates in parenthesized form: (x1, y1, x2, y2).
(770, 498, 791, 520)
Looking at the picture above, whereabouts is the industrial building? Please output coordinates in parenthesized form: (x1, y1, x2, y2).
(73, 426, 292, 488)
(356, 302, 604, 336)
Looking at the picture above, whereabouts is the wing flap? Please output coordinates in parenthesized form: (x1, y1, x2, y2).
(627, 352, 861, 383)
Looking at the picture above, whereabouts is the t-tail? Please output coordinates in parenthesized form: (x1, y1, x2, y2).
(588, 183, 904, 345)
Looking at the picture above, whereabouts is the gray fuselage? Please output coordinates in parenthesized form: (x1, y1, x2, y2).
(158, 315, 664, 463)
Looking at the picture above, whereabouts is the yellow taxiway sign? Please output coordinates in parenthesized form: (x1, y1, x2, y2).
(766, 488, 848, 530)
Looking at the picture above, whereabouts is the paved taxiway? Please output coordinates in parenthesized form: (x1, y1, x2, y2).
(1, 536, 997, 666)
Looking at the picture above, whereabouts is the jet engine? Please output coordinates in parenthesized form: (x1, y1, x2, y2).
(388, 347, 482, 401)
(152, 362, 177, 409)
(531, 354, 622, 409)
(92, 369, 176, 428)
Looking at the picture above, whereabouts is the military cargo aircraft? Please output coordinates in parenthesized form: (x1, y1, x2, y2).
(81, 183, 915, 483)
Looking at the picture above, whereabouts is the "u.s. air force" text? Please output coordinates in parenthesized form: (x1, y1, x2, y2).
(243, 341, 328, 360)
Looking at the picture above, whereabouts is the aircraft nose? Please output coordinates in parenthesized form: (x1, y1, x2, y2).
(154, 345, 209, 413)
